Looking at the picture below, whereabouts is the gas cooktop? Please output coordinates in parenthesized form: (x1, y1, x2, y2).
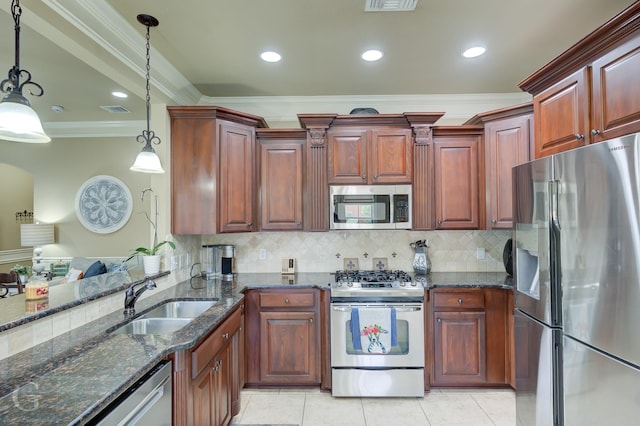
(331, 269, 425, 299)
(334, 269, 414, 285)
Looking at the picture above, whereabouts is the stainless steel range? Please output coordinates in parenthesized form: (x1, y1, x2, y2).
(330, 270, 425, 397)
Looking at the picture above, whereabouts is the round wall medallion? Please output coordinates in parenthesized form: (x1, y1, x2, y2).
(75, 175, 133, 234)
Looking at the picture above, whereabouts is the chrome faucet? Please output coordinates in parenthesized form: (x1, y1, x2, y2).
(123, 278, 157, 317)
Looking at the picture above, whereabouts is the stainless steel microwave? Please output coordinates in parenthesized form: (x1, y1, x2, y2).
(330, 185, 412, 230)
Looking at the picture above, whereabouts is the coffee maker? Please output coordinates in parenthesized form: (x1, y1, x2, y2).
(200, 244, 235, 279)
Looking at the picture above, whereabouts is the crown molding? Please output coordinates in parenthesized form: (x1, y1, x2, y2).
(199, 93, 532, 126)
(37, 0, 200, 105)
(43, 120, 145, 138)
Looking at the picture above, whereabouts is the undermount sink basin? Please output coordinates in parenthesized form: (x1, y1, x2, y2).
(141, 300, 217, 319)
(111, 318, 193, 335)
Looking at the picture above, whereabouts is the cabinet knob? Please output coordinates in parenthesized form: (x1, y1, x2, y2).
(458, 298, 463, 304)
(437, 220, 443, 227)
(284, 298, 289, 304)
(374, 175, 378, 180)
(222, 332, 230, 339)
(591, 129, 601, 136)
(575, 134, 585, 140)
(492, 219, 497, 225)
(362, 174, 367, 181)
(437, 318, 441, 323)
(309, 318, 313, 323)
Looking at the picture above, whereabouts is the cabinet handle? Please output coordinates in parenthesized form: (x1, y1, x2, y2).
(575, 134, 585, 140)
(222, 332, 229, 339)
(591, 129, 601, 136)
(458, 298, 463, 305)
(284, 298, 289, 304)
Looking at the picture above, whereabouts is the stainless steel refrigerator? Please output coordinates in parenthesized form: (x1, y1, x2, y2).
(513, 132, 640, 426)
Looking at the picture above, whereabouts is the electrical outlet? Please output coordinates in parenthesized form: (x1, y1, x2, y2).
(259, 248, 267, 260)
(476, 247, 486, 260)
(170, 256, 179, 271)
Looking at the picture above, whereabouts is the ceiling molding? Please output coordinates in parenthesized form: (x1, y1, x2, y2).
(39, 0, 201, 106)
(199, 93, 533, 126)
(43, 120, 145, 138)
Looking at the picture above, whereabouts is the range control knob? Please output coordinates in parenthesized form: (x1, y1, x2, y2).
(411, 281, 418, 286)
(400, 282, 406, 287)
(347, 282, 353, 287)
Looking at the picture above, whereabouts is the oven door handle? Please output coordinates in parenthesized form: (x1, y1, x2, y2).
(331, 305, 422, 312)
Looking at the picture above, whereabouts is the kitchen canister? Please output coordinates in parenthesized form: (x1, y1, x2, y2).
(411, 240, 431, 275)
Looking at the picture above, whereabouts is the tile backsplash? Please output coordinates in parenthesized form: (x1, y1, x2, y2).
(199, 230, 511, 274)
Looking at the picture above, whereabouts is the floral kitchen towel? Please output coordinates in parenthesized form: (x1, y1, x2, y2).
(351, 307, 397, 354)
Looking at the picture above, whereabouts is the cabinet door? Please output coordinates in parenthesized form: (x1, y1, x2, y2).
(191, 345, 232, 426)
(533, 68, 589, 158)
(434, 136, 479, 229)
(260, 141, 303, 230)
(369, 128, 413, 184)
(219, 121, 256, 233)
(433, 311, 487, 385)
(259, 311, 320, 384)
(170, 115, 217, 234)
(591, 35, 640, 142)
(485, 114, 532, 229)
(327, 129, 367, 184)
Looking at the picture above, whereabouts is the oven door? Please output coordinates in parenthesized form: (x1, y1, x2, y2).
(331, 302, 424, 368)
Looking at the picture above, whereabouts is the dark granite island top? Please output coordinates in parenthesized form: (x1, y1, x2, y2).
(0, 271, 511, 425)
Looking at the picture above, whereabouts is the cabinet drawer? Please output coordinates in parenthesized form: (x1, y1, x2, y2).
(259, 291, 316, 308)
(192, 306, 242, 379)
(433, 290, 485, 309)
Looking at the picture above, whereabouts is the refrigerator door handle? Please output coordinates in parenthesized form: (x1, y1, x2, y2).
(549, 180, 563, 327)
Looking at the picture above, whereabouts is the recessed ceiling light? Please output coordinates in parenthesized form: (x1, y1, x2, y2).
(362, 50, 383, 61)
(112, 91, 128, 98)
(260, 51, 281, 62)
(462, 46, 486, 58)
(51, 105, 64, 113)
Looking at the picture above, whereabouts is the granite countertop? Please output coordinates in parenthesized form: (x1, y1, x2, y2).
(0, 271, 512, 425)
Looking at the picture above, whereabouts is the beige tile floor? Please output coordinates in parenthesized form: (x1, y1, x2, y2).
(231, 388, 516, 426)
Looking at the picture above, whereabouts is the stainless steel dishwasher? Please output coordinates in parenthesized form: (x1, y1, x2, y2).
(89, 360, 172, 426)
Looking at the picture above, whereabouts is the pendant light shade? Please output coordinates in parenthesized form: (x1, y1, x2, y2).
(130, 14, 165, 174)
(0, 0, 50, 143)
(0, 98, 50, 143)
(131, 144, 165, 173)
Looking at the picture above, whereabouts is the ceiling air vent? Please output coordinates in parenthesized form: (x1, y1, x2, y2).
(100, 105, 130, 113)
(365, 0, 418, 12)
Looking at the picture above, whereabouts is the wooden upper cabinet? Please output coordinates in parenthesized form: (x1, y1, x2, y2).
(369, 128, 413, 183)
(486, 114, 532, 229)
(433, 129, 481, 230)
(258, 132, 305, 231)
(467, 103, 533, 229)
(327, 127, 412, 184)
(168, 106, 266, 235)
(533, 68, 588, 158)
(170, 112, 218, 234)
(219, 121, 256, 233)
(327, 128, 367, 184)
(520, 3, 640, 158)
(591, 34, 640, 142)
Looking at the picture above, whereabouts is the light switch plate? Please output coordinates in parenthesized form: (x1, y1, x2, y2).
(372, 257, 388, 271)
(343, 258, 359, 271)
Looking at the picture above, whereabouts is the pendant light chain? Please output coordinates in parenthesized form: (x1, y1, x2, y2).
(0, 0, 44, 103)
(136, 16, 160, 149)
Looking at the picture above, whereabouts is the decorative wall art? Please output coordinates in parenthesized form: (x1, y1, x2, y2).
(75, 175, 133, 234)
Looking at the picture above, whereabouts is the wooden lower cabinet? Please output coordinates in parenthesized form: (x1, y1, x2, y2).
(171, 304, 243, 426)
(430, 288, 509, 387)
(245, 289, 321, 386)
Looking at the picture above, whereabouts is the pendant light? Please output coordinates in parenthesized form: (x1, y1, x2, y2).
(130, 14, 165, 174)
(0, 0, 50, 143)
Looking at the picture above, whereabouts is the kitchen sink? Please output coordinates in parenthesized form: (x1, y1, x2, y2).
(111, 300, 217, 335)
(111, 318, 193, 335)
(141, 300, 217, 319)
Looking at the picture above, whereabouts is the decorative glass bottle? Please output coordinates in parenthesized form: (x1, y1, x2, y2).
(411, 241, 431, 275)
